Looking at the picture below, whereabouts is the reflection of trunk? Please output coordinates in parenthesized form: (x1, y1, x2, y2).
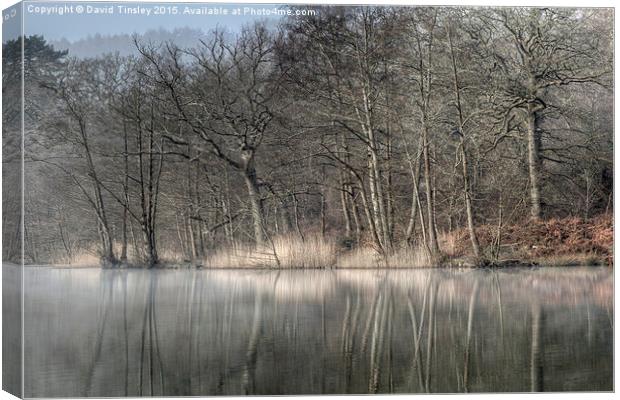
(139, 273, 164, 395)
(361, 290, 381, 352)
(341, 294, 352, 354)
(342, 290, 360, 393)
(84, 273, 113, 396)
(424, 281, 438, 392)
(243, 292, 263, 394)
(186, 272, 197, 391)
(463, 280, 480, 392)
(411, 276, 431, 386)
(138, 278, 148, 395)
(368, 293, 387, 393)
(530, 303, 544, 392)
(386, 296, 394, 393)
(493, 273, 505, 340)
(122, 272, 129, 396)
(406, 297, 424, 390)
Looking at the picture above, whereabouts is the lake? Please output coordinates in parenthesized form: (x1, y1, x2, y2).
(5, 266, 614, 396)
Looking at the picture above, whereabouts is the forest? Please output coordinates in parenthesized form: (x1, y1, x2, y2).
(2, 6, 614, 268)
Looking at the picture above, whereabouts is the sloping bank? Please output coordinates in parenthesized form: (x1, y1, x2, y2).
(193, 214, 612, 269)
(445, 214, 613, 268)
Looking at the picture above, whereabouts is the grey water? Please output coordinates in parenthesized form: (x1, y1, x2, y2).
(6, 266, 614, 396)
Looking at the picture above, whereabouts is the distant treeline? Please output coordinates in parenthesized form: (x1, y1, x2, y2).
(2, 6, 613, 267)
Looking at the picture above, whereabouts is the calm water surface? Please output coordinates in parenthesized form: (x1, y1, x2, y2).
(13, 266, 614, 396)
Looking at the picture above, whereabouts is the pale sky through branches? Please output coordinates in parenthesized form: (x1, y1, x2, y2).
(13, 1, 291, 41)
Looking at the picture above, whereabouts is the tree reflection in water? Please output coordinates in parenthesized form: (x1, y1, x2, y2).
(20, 266, 612, 397)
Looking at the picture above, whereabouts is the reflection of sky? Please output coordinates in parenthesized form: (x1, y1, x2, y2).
(11, 1, 292, 41)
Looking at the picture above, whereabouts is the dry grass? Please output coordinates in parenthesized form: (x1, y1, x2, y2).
(69, 252, 101, 266)
(336, 245, 435, 268)
(203, 235, 435, 269)
(439, 231, 459, 257)
(272, 234, 337, 268)
(203, 244, 275, 268)
(203, 234, 337, 269)
(386, 246, 437, 268)
(336, 247, 385, 268)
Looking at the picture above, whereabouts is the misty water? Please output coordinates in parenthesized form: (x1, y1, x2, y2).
(9, 266, 613, 396)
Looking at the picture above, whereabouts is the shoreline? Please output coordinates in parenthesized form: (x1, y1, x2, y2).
(10, 255, 610, 270)
(6, 215, 612, 271)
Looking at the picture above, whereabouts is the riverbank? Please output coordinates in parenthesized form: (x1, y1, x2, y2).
(17, 215, 611, 270)
(445, 214, 613, 268)
(180, 215, 610, 269)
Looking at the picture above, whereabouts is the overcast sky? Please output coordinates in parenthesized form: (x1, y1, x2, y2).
(4, 2, 293, 42)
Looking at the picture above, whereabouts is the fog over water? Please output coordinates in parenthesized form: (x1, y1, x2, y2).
(5, 266, 612, 396)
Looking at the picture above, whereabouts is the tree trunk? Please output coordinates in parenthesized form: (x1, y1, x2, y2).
(358, 180, 383, 252)
(446, 25, 481, 258)
(292, 193, 304, 242)
(340, 171, 353, 237)
(527, 103, 542, 220)
(350, 188, 363, 245)
(186, 216, 197, 260)
(121, 117, 129, 262)
(366, 133, 390, 251)
(461, 146, 481, 258)
(320, 191, 326, 238)
(143, 227, 158, 268)
(81, 122, 115, 265)
(241, 150, 265, 246)
(422, 127, 439, 254)
(186, 146, 197, 259)
(405, 143, 422, 245)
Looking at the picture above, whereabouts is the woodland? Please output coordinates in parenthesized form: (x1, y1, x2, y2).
(2, 7, 613, 268)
